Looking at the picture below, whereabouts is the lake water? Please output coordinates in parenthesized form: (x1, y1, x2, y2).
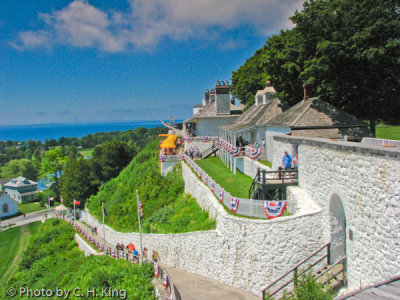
(0, 121, 174, 142)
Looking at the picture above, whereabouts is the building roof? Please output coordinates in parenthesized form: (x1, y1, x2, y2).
(5, 176, 37, 188)
(266, 97, 370, 138)
(193, 103, 203, 108)
(184, 102, 244, 123)
(220, 98, 284, 132)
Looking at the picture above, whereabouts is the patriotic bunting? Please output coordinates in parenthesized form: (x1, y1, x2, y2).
(211, 180, 215, 192)
(170, 291, 173, 300)
(231, 197, 240, 213)
(160, 154, 167, 162)
(233, 147, 241, 157)
(219, 188, 224, 203)
(200, 136, 210, 143)
(162, 271, 168, 287)
(154, 263, 159, 277)
(185, 136, 193, 143)
(250, 148, 262, 160)
(204, 174, 208, 185)
(263, 201, 287, 219)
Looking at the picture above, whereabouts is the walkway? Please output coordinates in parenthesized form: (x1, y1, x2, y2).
(338, 275, 400, 300)
(162, 264, 259, 300)
(75, 219, 259, 300)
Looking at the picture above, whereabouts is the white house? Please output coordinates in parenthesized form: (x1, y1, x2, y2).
(0, 192, 18, 218)
(183, 81, 244, 137)
(4, 176, 38, 203)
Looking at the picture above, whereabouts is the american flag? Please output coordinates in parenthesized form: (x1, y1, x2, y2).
(137, 197, 143, 217)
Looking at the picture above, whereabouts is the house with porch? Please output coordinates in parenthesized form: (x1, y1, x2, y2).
(0, 192, 18, 218)
(4, 176, 38, 203)
(183, 81, 244, 137)
(219, 82, 284, 155)
(264, 96, 370, 162)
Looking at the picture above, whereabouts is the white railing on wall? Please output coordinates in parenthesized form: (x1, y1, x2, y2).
(362, 137, 400, 151)
(183, 155, 296, 219)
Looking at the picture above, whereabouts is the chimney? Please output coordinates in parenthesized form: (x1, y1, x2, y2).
(263, 80, 276, 104)
(303, 83, 307, 101)
(205, 89, 210, 105)
(209, 89, 216, 103)
(215, 81, 230, 115)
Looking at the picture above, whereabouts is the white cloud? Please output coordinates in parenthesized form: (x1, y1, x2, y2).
(12, 0, 303, 52)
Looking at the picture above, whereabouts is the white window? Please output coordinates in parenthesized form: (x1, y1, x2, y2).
(2, 203, 8, 214)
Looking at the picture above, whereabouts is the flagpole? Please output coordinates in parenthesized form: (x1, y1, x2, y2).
(73, 200, 76, 223)
(102, 202, 106, 253)
(136, 190, 143, 265)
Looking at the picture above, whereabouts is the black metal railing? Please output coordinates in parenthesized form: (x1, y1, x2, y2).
(248, 172, 259, 199)
(261, 243, 331, 299)
(256, 168, 298, 185)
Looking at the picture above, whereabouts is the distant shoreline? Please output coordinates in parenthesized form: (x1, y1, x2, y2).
(0, 120, 182, 142)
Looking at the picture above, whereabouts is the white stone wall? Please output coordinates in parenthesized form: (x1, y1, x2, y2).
(274, 135, 400, 293)
(183, 138, 217, 153)
(82, 161, 324, 296)
(75, 233, 104, 257)
(239, 156, 272, 178)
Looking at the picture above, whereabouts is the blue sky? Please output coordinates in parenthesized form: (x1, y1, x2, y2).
(0, 0, 303, 125)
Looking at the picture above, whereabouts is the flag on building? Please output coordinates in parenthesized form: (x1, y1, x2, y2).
(74, 200, 80, 205)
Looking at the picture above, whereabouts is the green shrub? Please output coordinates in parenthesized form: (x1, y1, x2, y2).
(87, 140, 215, 233)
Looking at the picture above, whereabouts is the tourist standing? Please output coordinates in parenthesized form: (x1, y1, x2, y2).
(152, 250, 159, 263)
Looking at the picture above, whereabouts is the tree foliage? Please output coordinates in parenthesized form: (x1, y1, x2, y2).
(87, 140, 216, 233)
(231, 0, 400, 134)
(1, 219, 155, 299)
(231, 48, 268, 107)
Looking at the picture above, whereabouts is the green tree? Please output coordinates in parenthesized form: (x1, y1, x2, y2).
(231, 48, 269, 106)
(61, 154, 94, 208)
(40, 148, 65, 200)
(5, 158, 39, 181)
(90, 140, 136, 184)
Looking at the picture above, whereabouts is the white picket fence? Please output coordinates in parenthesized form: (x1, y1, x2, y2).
(362, 137, 400, 151)
(183, 155, 296, 219)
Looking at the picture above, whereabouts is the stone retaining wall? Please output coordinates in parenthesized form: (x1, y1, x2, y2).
(273, 135, 400, 293)
(75, 233, 104, 257)
(82, 161, 324, 296)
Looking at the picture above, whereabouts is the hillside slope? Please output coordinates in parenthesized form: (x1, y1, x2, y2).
(87, 140, 215, 233)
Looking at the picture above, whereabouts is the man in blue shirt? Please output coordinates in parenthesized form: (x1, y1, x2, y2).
(282, 151, 292, 170)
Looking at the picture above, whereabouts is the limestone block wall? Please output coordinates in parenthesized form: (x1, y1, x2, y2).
(82, 161, 324, 296)
(183, 138, 218, 153)
(75, 233, 104, 257)
(236, 156, 272, 178)
(274, 135, 400, 293)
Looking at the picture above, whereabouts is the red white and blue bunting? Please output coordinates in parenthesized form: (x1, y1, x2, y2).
(211, 180, 215, 192)
(204, 174, 208, 185)
(160, 154, 167, 162)
(233, 147, 241, 157)
(219, 188, 224, 203)
(231, 197, 240, 213)
(154, 263, 159, 277)
(201, 136, 210, 143)
(263, 201, 287, 219)
(162, 270, 168, 287)
(250, 148, 262, 160)
(185, 136, 193, 143)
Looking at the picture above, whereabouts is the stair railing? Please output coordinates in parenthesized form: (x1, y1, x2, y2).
(261, 242, 331, 299)
(248, 168, 260, 198)
(200, 144, 218, 159)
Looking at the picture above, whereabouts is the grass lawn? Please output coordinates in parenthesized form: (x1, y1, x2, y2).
(18, 202, 46, 214)
(376, 125, 400, 140)
(78, 148, 94, 157)
(0, 222, 41, 285)
(258, 160, 272, 168)
(196, 157, 253, 198)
